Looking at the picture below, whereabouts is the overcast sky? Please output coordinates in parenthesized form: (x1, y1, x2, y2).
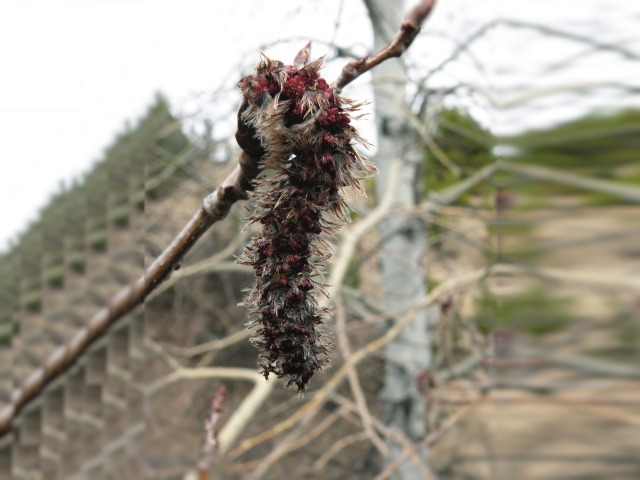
(0, 0, 637, 253)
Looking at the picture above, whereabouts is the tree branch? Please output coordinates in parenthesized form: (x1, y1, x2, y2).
(332, 0, 436, 92)
(335, 298, 389, 456)
(0, 151, 257, 436)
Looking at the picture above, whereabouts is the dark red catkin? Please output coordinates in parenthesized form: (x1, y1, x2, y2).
(235, 52, 375, 392)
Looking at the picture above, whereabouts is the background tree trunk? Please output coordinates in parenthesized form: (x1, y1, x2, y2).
(364, 0, 432, 478)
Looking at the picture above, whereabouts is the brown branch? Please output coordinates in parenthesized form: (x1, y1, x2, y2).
(332, 0, 436, 91)
(0, 152, 258, 436)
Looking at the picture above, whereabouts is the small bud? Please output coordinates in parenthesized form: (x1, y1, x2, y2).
(293, 41, 312, 67)
(299, 277, 313, 290)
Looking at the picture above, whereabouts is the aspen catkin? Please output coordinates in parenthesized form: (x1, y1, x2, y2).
(236, 54, 375, 392)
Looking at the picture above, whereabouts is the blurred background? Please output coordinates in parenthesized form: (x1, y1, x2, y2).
(1, 0, 639, 478)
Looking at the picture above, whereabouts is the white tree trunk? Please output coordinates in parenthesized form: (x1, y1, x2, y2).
(364, 0, 432, 478)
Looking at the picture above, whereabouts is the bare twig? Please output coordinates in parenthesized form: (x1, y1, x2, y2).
(145, 338, 183, 372)
(399, 102, 461, 177)
(327, 156, 402, 298)
(246, 406, 349, 479)
(330, 394, 436, 479)
(428, 160, 640, 205)
(421, 18, 639, 87)
(435, 395, 640, 408)
(501, 19, 639, 61)
(198, 386, 228, 479)
(335, 298, 389, 456)
(147, 367, 261, 397)
(375, 401, 478, 480)
(467, 80, 639, 110)
(164, 328, 252, 359)
(312, 432, 369, 471)
(497, 161, 640, 203)
(523, 350, 640, 380)
(332, 0, 436, 91)
(149, 229, 250, 301)
(142, 365, 274, 457)
(0, 151, 259, 436)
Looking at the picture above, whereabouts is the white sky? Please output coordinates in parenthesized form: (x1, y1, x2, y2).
(0, 0, 637, 253)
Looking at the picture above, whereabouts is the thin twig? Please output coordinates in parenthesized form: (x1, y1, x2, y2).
(335, 298, 389, 456)
(399, 102, 461, 177)
(198, 386, 228, 479)
(145, 338, 183, 372)
(520, 349, 640, 380)
(434, 395, 640, 408)
(312, 432, 369, 471)
(375, 401, 478, 480)
(246, 406, 349, 479)
(0, 152, 259, 436)
(330, 394, 436, 479)
(428, 160, 640, 205)
(327, 155, 402, 299)
(164, 328, 252, 359)
(332, 0, 436, 91)
(149, 229, 250, 301)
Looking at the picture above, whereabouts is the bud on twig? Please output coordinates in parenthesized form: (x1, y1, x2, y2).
(198, 386, 227, 478)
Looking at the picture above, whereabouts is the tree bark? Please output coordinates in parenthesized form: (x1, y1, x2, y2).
(364, 0, 432, 478)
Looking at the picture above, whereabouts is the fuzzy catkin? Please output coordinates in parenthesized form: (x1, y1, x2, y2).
(236, 55, 375, 392)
